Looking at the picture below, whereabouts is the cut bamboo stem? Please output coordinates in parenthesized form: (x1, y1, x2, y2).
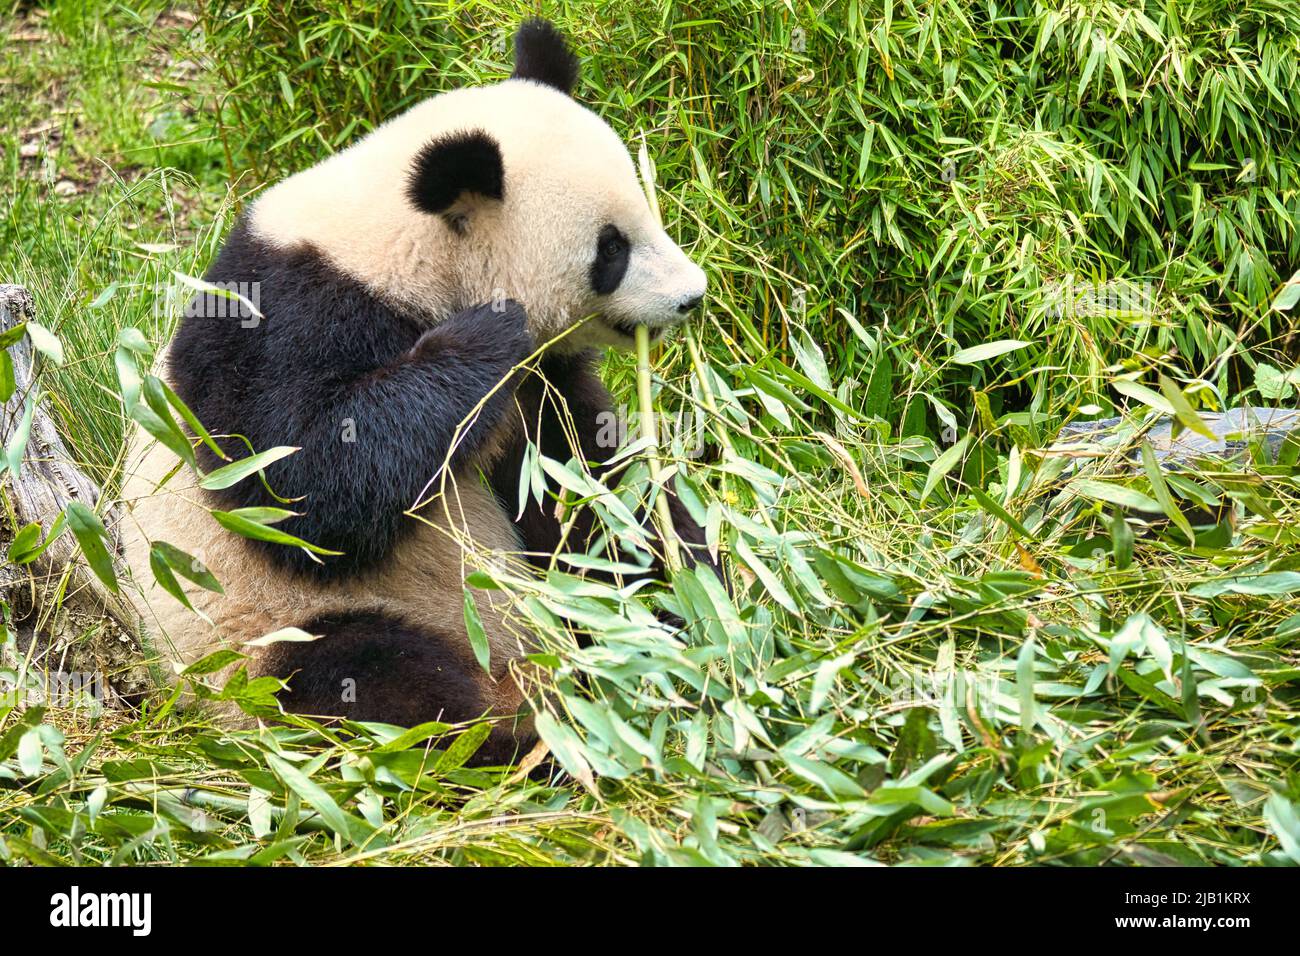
(635, 136, 682, 575)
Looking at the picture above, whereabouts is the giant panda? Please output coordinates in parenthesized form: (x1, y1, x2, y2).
(119, 19, 713, 764)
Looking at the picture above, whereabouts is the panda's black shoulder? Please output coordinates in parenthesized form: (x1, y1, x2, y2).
(166, 215, 423, 454)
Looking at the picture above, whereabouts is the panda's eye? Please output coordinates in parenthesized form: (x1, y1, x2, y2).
(598, 226, 627, 260)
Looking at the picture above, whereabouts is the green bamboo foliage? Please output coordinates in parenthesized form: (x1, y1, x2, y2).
(199, 0, 1300, 435)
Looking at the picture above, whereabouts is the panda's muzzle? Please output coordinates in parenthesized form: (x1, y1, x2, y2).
(600, 315, 672, 342)
(604, 316, 642, 338)
(601, 293, 702, 339)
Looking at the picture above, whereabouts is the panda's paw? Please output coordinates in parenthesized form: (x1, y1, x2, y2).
(411, 299, 534, 367)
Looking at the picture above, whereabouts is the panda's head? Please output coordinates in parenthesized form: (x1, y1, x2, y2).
(397, 19, 707, 349)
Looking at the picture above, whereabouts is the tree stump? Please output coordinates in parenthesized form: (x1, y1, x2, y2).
(0, 283, 148, 709)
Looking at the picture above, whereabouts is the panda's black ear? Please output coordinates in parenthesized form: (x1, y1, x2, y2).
(512, 18, 579, 95)
(406, 130, 504, 221)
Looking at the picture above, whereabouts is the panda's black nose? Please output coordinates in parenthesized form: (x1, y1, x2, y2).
(677, 294, 703, 315)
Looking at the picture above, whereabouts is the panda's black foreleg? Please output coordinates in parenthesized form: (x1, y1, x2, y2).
(251, 610, 533, 766)
(187, 299, 533, 577)
(498, 349, 720, 583)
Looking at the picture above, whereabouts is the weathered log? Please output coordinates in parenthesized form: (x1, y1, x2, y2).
(0, 283, 148, 709)
(1054, 408, 1300, 464)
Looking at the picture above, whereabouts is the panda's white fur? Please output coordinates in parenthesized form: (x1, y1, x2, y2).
(118, 19, 711, 761)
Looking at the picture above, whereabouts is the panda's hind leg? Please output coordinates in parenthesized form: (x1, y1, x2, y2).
(251, 610, 532, 765)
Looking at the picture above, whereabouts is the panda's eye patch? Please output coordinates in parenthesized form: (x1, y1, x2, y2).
(590, 224, 631, 295)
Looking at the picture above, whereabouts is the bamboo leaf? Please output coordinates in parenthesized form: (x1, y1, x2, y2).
(25, 321, 63, 365)
(210, 509, 342, 556)
(1073, 479, 1161, 513)
(920, 434, 970, 503)
(64, 501, 118, 594)
(1157, 374, 1215, 440)
(952, 339, 1032, 364)
(199, 446, 298, 491)
(462, 587, 491, 672)
(1139, 441, 1194, 545)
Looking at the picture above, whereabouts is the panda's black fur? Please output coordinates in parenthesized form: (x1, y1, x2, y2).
(511, 17, 580, 94)
(258, 611, 505, 733)
(406, 129, 505, 220)
(129, 19, 714, 764)
(169, 219, 533, 578)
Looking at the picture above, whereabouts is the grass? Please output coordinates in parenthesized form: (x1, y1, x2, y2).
(1, 0, 1298, 866)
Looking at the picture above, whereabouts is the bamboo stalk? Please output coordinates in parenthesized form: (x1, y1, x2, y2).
(635, 136, 682, 575)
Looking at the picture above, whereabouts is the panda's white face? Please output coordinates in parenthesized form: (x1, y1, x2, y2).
(247, 22, 705, 351)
